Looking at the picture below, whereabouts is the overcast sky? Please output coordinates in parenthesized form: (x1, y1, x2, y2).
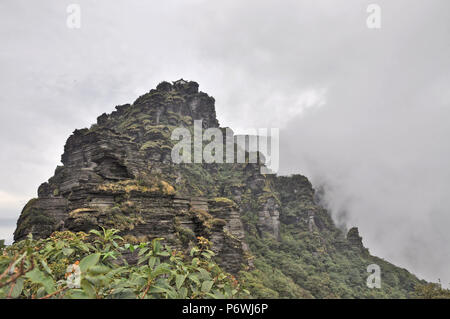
(1, 0, 449, 285)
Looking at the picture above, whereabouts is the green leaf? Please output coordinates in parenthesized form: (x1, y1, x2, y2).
(189, 274, 200, 285)
(102, 251, 117, 260)
(25, 269, 55, 294)
(201, 252, 213, 260)
(88, 265, 110, 275)
(148, 256, 157, 269)
(40, 259, 52, 275)
(191, 257, 200, 266)
(149, 285, 172, 295)
(138, 247, 149, 256)
(35, 286, 46, 298)
(178, 286, 188, 299)
(62, 247, 74, 256)
(175, 274, 186, 289)
(11, 278, 24, 298)
(65, 289, 89, 299)
(190, 247, 199, 257)
(10, 252, 27, 271)
(137, 255, 148, 265)
(25, 268, 45, 283)
(111, 288, 136, 299)
(197, 268, 211, 280)
(89, 229, 102, 237)
(80, 279, 96, 298)
(207, 290, 225, 299)
(55, 241, 64, 250)
(157, 251, 170, 257)
(80, 253, 100, 272)
(152, 239, 162, 254)
(152, 263, 171, 278)
(201, 280, 214, 293)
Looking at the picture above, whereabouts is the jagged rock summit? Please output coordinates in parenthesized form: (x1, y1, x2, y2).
(14, 79, 250, 273)
(14, 80, 423, 297)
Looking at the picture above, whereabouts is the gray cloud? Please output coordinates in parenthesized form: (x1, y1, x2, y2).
(1, 0, 449, 285)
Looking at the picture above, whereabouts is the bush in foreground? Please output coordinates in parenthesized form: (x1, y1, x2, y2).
(0, 228, 249, 299)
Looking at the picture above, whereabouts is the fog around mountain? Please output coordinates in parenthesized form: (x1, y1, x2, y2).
(1, 0, 449, 285)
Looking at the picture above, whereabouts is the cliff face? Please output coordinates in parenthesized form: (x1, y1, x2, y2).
(14, 80, 423, 297)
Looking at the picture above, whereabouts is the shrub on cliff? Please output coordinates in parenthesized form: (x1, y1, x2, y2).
(413, 283, 450, 299)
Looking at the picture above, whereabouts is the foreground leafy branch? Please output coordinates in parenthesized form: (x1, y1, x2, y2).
(0, 228, 249, 299)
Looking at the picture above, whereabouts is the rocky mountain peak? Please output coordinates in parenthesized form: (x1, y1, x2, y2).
(13, 80, 423, 297)
(95, 79, 218, 135)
